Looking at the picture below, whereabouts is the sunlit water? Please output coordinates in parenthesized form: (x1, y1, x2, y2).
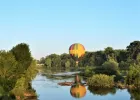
(31, 73, 131, 100)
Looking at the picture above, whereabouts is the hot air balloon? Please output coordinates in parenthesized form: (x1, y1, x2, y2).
(69, 43, 85, 65)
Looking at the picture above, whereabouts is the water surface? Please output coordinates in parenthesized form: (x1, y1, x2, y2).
(32, 72, 131, 100)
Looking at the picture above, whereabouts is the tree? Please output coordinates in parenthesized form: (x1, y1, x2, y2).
(136, 53, 140, 65)
(94, 51, 106, 66)
(119, 61, 129, 70)
(128, 89, 140, 100)
(127, 41, 140, 60)
(126, 64, 140, 86)
(12, 60, 38, 98)
(25, 60, 38, 82)
(115, 49, 128, 62)
(79, 52, 96, 67)
(60, 53, 72, 68)
(82, 66, 94, 77)
(69, 58, 76, 67)
(65, 61, 71, 68)
(95, 60, 119, 75)
(104, 47, 116, 61)
(79, 52, 90, 67)
(52, 57, 61, 68)
(60, 53, 71, 60)
(47, 54, 61, 68)
(39, 57, 45, 64)
(45, 58, 52, 68)
(0, 43, 37, 98)
(10, 43, 32, 72)
(0, 51, 17, 92)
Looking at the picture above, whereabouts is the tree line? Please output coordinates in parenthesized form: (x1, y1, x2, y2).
(39, 41, 140, 89)
(39, 41, 139, 70)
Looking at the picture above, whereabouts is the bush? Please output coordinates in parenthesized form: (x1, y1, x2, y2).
(87, 74, 114, 88)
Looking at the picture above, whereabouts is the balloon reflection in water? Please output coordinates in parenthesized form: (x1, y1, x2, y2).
(70, 75, 86, 98)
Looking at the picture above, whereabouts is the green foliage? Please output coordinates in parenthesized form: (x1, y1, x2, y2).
(11, 77, 27, 97)
(119, 61, 129, 70)
(87, 74, 114, 88)
(0, 86, 5, 96)
(94, 51, 106, 66)
(0, 51, 18, 92)
(60, 53, 75, 68)
(39, 57, 45, 64)
(114, 75, 124, 82)
(0, 51, 17, 79)
(134, 76, 140, 88)
(115, 49, 128, 62)
(75, 51, 105, 67)
(48, 54, 61, 68)
(127, 41, 140, 60)
(42, 51, 106, 69)
(44, 53, 76, 69)
(125, 64, 140, 87)
(105, 47, 116, 61)
(79, 52, 95, 66)
(95, 60, 119, 75)
(88, 87, 116, 96)
(0, 95, 15, 100)
(45, 58, 52, 68)
(128, 89, 140, 100)
(25, 60, 38, 82)
(65, 60, 71, 68)
(136, 53, 140, 65)
(0, 43, 37, 98)
(12, 60, 38, 97)
(10, 43, 32, 72)
(82, 66, 94, 77)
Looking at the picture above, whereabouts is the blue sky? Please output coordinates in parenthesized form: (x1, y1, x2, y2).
(0, 0, 140, 59)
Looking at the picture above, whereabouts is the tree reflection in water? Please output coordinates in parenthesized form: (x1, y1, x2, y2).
(88, 86, 116, 96)
(128, 89, 140, 100)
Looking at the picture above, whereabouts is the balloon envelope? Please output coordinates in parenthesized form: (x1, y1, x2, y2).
(69, 43, 85, 63)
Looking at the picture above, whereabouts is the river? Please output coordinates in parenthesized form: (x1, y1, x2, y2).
(31, 70, 134, 100)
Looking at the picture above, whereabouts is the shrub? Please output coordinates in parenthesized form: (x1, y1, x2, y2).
(87, 74, 114, 88)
